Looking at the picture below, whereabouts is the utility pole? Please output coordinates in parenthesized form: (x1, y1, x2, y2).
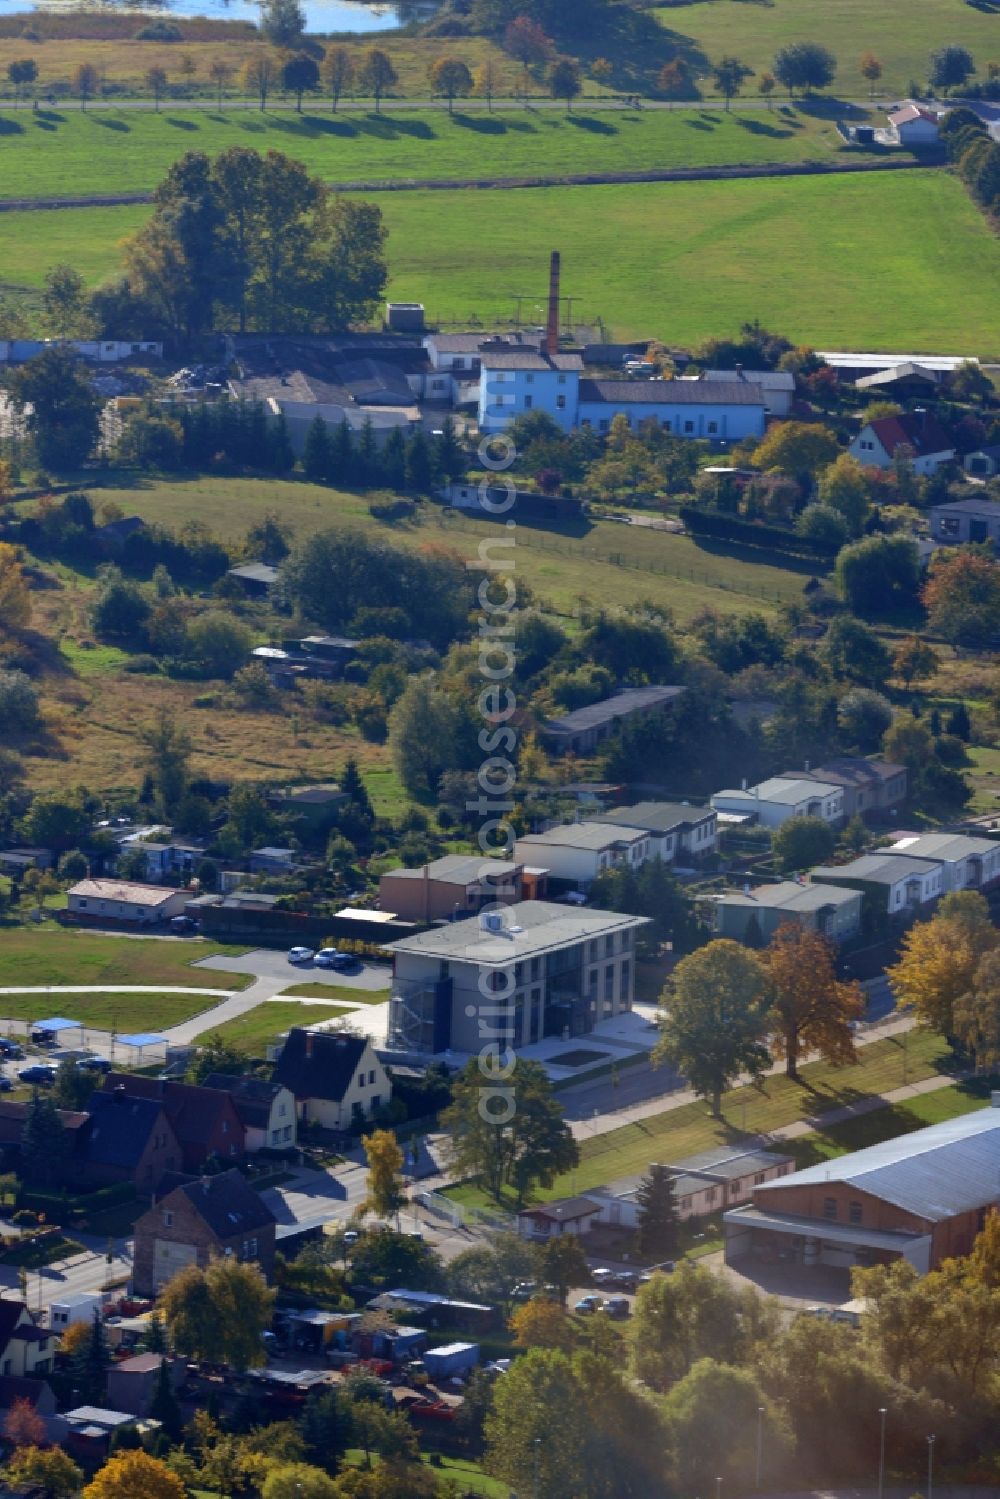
(877, 1407, 888, 1499)
(755, 1405, 764, 1489)
(927, 1434, 935, 1499)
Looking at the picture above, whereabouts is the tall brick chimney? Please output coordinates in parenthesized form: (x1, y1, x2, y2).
(545, 250, 561, 359)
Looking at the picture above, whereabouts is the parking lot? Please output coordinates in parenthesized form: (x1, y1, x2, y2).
(194, 948, 392, 994)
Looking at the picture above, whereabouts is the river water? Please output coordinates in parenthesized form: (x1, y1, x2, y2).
(0, 0, 440, 31)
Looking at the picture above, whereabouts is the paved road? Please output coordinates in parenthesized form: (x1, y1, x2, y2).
(18, 93, 894, 115)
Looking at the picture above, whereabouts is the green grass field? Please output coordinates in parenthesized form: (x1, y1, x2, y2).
(4, 170, 999, 352)
(0, 929, 252, 989)
(0, 989, 221, 1032)
(447, 1029, 951, 1209)
(33, 473, 808, 621)
(655, 0, 1000, 100)
(0, 104, 863, 202)
(203, 1000, 353, 1053)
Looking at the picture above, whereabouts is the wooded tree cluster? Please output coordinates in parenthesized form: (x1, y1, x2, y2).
(120, 147, 387, 338)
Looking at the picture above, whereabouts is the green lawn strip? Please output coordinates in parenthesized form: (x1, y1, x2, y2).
(0, 990, 227, 1033)
(339, 1450, 508, 1497)
(0, 1234, 85, 1267)
(654, 0, 1000, 99)
(280, 981, 389, 1002)
(444, 1030, 950, 1214)
(203, 1000, 353, 1053)
(4, 171, 999, 353)
(780, 1075, 997, 1169)
(0, 928, 252, 990)
(961, 743, 1000, 814)
(0, 105, 862, 202)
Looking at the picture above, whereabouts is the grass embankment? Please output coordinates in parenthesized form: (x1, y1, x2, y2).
(0, 105, 865, 202)
(281, 981, 389, 1001)
(0, 929, 251, 989)
(3, 171, 999, 351)
(446, 1029, 951, 1211)
(201, 1000, 353, 1053)
(654, 0, 1000, 100)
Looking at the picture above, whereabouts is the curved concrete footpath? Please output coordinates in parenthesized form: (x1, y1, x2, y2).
(0, 154, 930, 212)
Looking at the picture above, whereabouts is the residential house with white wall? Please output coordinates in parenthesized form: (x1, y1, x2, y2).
(849, 412, 955, 475)
(514, 821, 650, 890)
(809, 853, 943, 917)
(882, 832, 1000, 893)
(711, 777, 844, 830)
(589, 801, 717, 863)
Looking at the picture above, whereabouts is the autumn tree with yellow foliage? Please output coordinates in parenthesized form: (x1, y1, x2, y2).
(763, 924, 864, 1079)
(359, 1128, 406, 1225)
(83, 1450, 186, 1499)
(509, 1297, 575, 1352)
(887, 891, 998, 1037)
(0, 543, 30, 634)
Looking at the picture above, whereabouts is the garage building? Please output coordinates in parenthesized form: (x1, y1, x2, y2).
(724, 1102, 1000, 1275)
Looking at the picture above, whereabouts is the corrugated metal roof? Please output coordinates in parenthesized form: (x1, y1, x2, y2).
(756, 1107, 1000, 1221)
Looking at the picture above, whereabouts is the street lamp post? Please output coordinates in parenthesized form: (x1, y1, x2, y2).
(533, 1436, 541, 1499)
(927, 1434, 935, 1499)
(756, 1405, 765, 1489)
(877, 1407, 888, 1499)
(716, 1478, 722, 1499)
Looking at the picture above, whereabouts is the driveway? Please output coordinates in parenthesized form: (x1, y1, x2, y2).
(194, 949, 391, 993)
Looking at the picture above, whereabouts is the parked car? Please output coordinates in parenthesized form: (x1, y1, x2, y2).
(0, 1078, 13, 1093)
(170, 916, 199, 934)
(574, 1295, 602, 1315)
(76, 1055, 112, 1073)
(30, 1030, 57, 1047)
(613, 1270, 640, 1291)
(315, 948, 353, 971)
(343, 1229, 360, 1247)
(18, 1065, 55, 1085)
(287, 947, 315, 964)
(590, 1268, 615, 1286)
(603, 1297, 631, 1320)
(512, 1281, 538, 1302)
(0, 1040, 22, 1059)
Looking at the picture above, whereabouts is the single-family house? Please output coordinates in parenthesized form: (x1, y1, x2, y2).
(886, 101, 941, 146)
(98, 1074, 245, 1173)
(882, 832, 1000, 892)
(809, 853, 943, 918)
(517, 1196, 603, 1242)
(694, 367, 795, 417)
(0, 1374, 64, 1444)
(386, 901, 647, 1055)
(702, 880, 863, 945)
(711, 777, 844, 830)
(202, 1074, 298, 1153)
(132, 1168, 278, 1296)
(849, 412, 955, 476)
(81, 1092, 182, 1193)
(272, 1029, 390, 1131)
(929, 495, 1000, 548)
(67, 879, 189, 926)
(541, 685, 686, 757)
(589, 800, 718, 863)
(266, 783, 349, 834)
(379, 854, 530, 925)
(787, 759, 908, 820)
(0, 1301, 55, 1380)
(964, 444, 1000, 480)
(725, 1103, 1000, 1275)
(514, 821, 650, 889)
(116, 836, 205, 883)
(249, 846, 301, 876)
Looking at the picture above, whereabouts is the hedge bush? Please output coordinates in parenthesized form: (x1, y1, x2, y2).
(679, 505, 837, 559)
